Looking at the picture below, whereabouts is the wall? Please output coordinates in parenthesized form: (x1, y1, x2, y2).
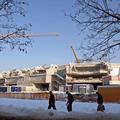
(0, 92, 49, 100)
(0, 92, 97, 102)
(0, 92, 66, 101)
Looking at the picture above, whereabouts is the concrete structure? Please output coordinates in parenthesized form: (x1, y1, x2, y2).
(0, 62, 120, 93)
(66, 62, 109, 90)
(0, 65, 66, 92)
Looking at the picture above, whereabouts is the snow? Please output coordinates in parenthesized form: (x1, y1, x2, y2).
(0, 98, 120, 120)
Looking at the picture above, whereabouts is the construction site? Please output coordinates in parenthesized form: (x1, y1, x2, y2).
(0, 62, 109, 91)
(0, 61, 120, 101)
(0, 46, 120, 93)
(0, 33, 120, 102)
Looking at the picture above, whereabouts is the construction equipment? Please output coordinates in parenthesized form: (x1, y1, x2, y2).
(71, 46, 80, 63)
(0, 32, 59, 39)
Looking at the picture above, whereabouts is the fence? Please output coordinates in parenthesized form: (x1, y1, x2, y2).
(0, 92, 97, 102)
(98, 86, 120, 102)
(0, 92, 49, 100)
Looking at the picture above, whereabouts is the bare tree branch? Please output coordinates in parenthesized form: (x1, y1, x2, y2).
(69, 0, 120, 60)
(0, 0, 31, 52)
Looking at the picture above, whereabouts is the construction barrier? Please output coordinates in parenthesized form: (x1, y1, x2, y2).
(0, 92, 49, 100)
(0, 92, 67, 101)
(0, 92, 97, 102)
(2, 88, 120, 103)
(98, 86, 120, 103)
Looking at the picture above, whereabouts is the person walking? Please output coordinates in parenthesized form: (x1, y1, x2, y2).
(66, 91, 74, 112)
(96, 92, 105, 112)
(48, 91, 56, 110)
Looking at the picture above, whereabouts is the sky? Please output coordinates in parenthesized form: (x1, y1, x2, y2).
(0, 0, 120, 72)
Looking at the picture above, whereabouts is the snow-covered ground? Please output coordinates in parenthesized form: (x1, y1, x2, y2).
(0, 98, 120, 120)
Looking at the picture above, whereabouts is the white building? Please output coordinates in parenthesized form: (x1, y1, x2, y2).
(108, 63, 120, 85)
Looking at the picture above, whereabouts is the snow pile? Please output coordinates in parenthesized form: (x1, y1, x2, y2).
(0, 98, 120, 120)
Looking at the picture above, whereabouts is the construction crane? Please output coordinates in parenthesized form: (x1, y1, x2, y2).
(0, 32, 59, 39)
(71, 46, 80, 63)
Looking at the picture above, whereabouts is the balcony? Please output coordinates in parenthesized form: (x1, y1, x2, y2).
(67, 70, 108, 77)
(67, 78, 102, 84)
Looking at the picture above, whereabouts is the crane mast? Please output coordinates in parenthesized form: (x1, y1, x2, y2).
(71, 46, 80, 63)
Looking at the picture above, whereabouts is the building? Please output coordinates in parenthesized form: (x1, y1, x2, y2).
(66, 62, 109, 92)
(108, 63, 120, 85)
(0, 65, 66, 92)
(1, 62, 120, 93)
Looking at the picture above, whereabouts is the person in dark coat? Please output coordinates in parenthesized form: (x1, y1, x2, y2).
(66, 91, 74, 112)
(96, 92, 103, 104)
(96, 92, 105, 112)
(48, 91, 56, 110)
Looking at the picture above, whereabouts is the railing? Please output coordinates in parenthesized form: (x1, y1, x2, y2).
(67, 70, 108, 76)
(67, 79, 102, 83)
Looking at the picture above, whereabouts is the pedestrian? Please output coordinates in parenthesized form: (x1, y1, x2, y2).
(66, 91, 74, 112)
(48, 91, 56, 110)
(96, 92, 105, 112)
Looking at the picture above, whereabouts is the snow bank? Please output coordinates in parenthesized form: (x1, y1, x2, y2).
(0, 98, 120, 120)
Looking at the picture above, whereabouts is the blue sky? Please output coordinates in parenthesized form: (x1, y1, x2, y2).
(0, 0, 81, 71)
(0, 0, 119, 71)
